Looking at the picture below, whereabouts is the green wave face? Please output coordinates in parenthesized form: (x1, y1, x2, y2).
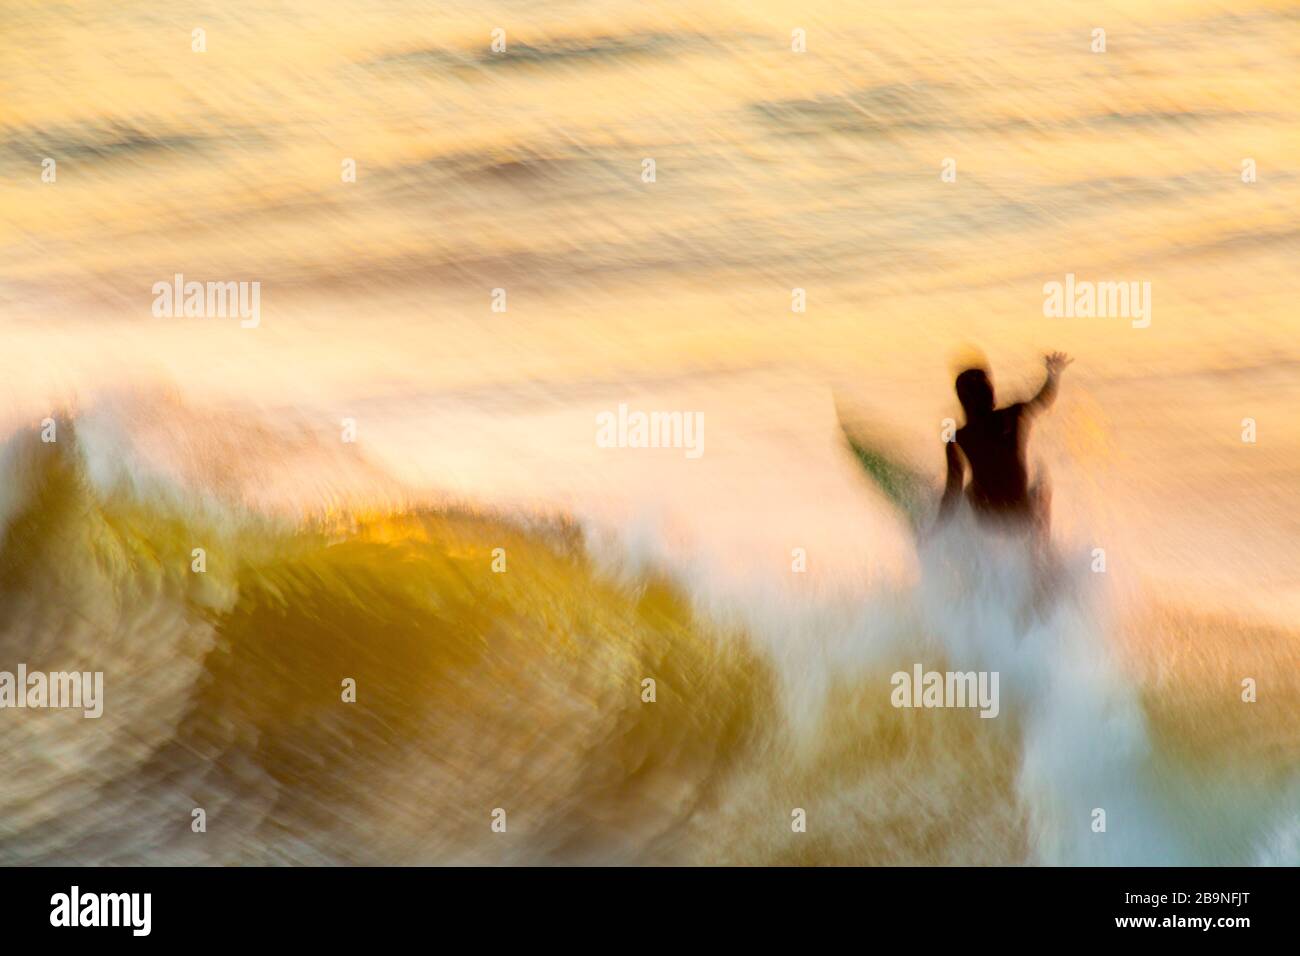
(0, 426, 777, 864)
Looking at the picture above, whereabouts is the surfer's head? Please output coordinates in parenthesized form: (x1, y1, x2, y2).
(955, 367, 994, 417)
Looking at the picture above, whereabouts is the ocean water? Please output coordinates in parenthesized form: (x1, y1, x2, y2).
(0, 0, 1297, 864)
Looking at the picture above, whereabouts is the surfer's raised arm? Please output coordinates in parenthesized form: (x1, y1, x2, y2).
(938, 439, 964, 523)
(1023, 351, 1073, 417)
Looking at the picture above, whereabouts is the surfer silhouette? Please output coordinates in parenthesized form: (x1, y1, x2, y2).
(938, 352, 1072, 542)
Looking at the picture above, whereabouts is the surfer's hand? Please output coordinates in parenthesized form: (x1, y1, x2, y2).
(1044, 351, 1073, 375)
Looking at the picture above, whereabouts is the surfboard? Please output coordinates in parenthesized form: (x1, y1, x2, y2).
(834, 402, 936, 534)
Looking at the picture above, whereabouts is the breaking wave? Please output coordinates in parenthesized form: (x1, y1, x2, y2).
(0, 403, 1295, 865)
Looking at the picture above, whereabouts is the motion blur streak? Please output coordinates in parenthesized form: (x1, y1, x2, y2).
(0, 1, 1296, 863)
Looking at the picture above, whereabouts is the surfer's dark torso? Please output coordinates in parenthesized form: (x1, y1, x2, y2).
(939, 354, 1070, 538)
(955, 403, 1032, 518)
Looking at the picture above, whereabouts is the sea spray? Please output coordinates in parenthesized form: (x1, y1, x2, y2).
(915, 517, 1185, 863)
